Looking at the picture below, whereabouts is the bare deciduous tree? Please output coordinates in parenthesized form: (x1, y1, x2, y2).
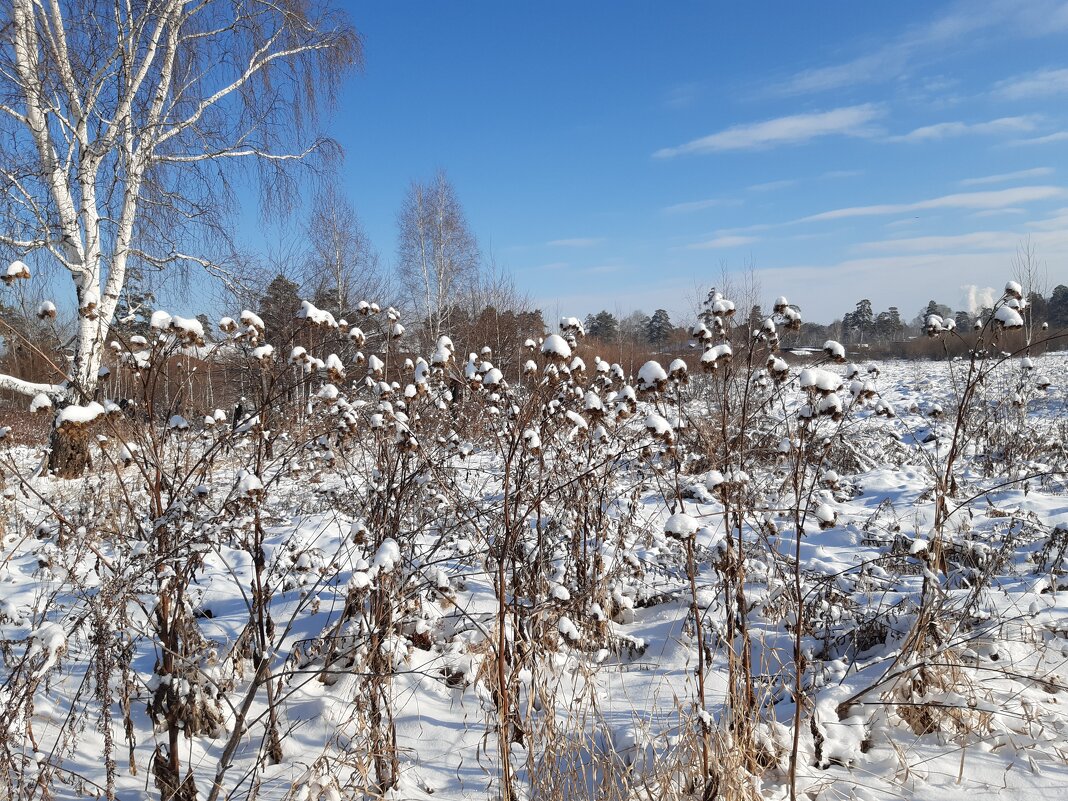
(0, 0, 360, 475)
(305, 183, 382, 318)
(395, 170, 480, 347)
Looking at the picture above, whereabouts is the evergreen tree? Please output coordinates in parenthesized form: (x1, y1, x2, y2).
(1049, 285, 1068, 328)
(874, 306, 903, 341)
(258, 274, 302, 349)
(843, 299, 874, 342)
(586, 310, 619, 341)
(647, 308, 673, 347)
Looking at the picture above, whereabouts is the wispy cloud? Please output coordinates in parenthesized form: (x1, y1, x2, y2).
(662, 197, 741, 215)
(890, 116, 1038, 142)
(664, 83, 701, 109)
(748, 179, 798, 193)
(798, 185, 1064, 222)
(971, 207, 1027, 217)
(959, 167, 1053, 186)
(858, 231, 1017, 253)
(547, 238, 603, 247)
(775, 1, 1068, 96)
(994, 67, 1068, 99)
(1009, 131, 1068, 146)
(654, 104, 883, 157)
(685, 235, 759, 250)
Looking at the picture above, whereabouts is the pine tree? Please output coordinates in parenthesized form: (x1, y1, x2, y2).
(258, 274, 302, 349)
(647, 309, 673, 347)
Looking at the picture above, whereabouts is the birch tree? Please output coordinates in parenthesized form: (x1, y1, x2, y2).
(395, 170, 480, 348)
(305, 183, 381, 319)
(0, 0, 359, 474)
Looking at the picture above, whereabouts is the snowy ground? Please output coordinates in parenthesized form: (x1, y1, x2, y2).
(1, 351, 1067, 800)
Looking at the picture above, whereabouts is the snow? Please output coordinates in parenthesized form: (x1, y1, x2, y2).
(235, 469, 263, 497)
(5, 341, 1068, 801)
(541, 334, 571, 359)
(373, 538, 402, 574)
(57, 401, 105, 425)
(26, 623, 66, 678)
(799, 367, 843, 393)
(637, 360, 667, 390)
(823, 339, 846, 360)
(6, 260, 30, 279)
(664, 512, 699, 538)
(644, 413, 672, 438)
(170, 315, 203, 336)
(559, 315, 585, 335)
(700, 343, 733, 368)
(994, 305, 1024, 328)
(29, 393, 52, 412)
(251, 344, 274, 361)
(297, 300, 338, 328)
(240, 309, 265, 331)
(149, 309, 172, 330)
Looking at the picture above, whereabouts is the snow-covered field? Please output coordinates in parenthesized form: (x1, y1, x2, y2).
(1, 331, 1067, 800)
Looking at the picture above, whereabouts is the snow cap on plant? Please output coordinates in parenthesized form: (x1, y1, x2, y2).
(664, 512, 699, 540)
(700, 343, 733, 372)
(668, 358, 688, 383)
(637, 360, 668, 392)
(541, 334, 572, 364)
(994, 305, 1024, 330)
(823, 340, 846, 362)
(2, 260, 30, 284)
(559, 315, 585, 346)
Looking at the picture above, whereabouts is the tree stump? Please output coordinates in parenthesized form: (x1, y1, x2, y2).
(48, 422, 92, 478)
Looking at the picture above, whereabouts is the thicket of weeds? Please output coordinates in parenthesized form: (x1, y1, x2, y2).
(0, 282, 1066, 801)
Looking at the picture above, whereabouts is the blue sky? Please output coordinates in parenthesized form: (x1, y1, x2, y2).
(255, 0, 1068, 324)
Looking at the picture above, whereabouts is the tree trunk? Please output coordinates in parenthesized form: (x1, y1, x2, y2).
(48, 423, 92, 478)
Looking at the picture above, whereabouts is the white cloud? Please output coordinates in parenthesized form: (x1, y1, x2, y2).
(653, 104, 883, 157)
(665, 83, 701, 109)
(748, 179, 798, 192)
(1010, 131, 1068, 146)
(662, 197, 740, 214)
(971, 208, 1027, 217)
(890, 116, 1037, 142)
(776, 1, 1068, 96)
(1026, 206, 1068, 230)
(858, 231, 1018, 253)
(685, 235, 759, 250)
(798, 185, 1064, 223)
(994, 67, 1068, 99)
(959, 167, 1053, 186)
(547, 238, 603, 247)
